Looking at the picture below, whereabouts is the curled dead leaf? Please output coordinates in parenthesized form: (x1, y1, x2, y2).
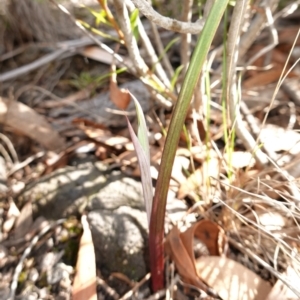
(110, 79, 131, 110)
(165, 220, 226, 294)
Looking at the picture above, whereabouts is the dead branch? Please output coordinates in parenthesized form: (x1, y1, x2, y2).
(130, 0, 205, 34)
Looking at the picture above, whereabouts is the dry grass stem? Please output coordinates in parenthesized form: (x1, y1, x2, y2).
(149, 21, 175, 79)
(0, 48, 68, 82)
(229, 238, 300, 298)
(203, 0, 215, 18)
(125, 0, 171, 88)
(0, 144, 13, 164)
(113, 0, 148, 76)
(242, 3, 279, 73)
(97, 0, 125, 40)
(0, 133, 18, 163)
(226, 0, 268, 167)
(192, 75, 202, 113)
(240, 101, 278, 161)
(238, 0, 279, 61)
(180, 0, 193, 73)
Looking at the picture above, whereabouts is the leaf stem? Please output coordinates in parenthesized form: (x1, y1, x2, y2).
(149, 0, 229, 291)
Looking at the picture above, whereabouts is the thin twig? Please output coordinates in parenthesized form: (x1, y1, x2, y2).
(281, 82, 300, 106)
(130, 0, 204, 34)
(241, 2, 279, 74)
(119, 273, 151, 299)
(15, 85, 62, 102)
(0, 36, 120, 83)
(0, 48, 68, 82)
(218, 192, 297, 258)
(8, 151, 45, 176)
(149, 19, 174, 79)
(203, 0, 214, 17)
(229, 237, 300, 298)
(274, 0, 300, 20)
(9, 219, 66, 300)
(113, 0, 148, 76)
(145, 289, 166, 300)
(259, 56, 300, 145)
(97, 277, 120, 300)
(0, 44, 32, 62)
(97, 0, 125, 40)
(145, 85, 173, 108)
(0, 133, 19, 163)
(125, 0, 171, 88)
(0, 144, 12, 164)
(113, 0, 174, 106)
(240, 101, 277, 161)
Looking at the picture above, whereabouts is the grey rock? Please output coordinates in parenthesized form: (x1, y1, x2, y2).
(19, 159, 189, 282)
(47, 263, 73, 285)
(88, 177, 144, 211)
(88, 186, 189, 281)
(88, 206, 148, 280)
(19, 161, 146, 220)
(19, 161, 109, 219)
(39, 251, 64, 273)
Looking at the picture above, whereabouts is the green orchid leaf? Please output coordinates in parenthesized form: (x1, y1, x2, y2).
(126, 116, 153, 225)
(129, 91, 150, 162)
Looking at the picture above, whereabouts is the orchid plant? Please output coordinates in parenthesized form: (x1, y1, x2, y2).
(126, 0, 229, 291)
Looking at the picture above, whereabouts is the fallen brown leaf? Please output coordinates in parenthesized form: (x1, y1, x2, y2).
(74, 119, 130, 149)
(0, 97, 65, 151)
(13, 202, 33, 240)
(72, 215, 97, 300)
(165, 225, 202, 289)
(196, 256, 272, 300)
(181, 219, 226, 257)
(110, 80, 131, 110)
(243, 67, 295, 89)
(165, 220, 227, 294)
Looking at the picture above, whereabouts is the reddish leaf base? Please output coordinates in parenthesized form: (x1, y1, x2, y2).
(149, 229, 165, 292)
